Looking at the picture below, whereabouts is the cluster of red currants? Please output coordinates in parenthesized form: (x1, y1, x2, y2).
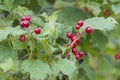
(66, 20, 93, 61)
(19, 15, 41, 42)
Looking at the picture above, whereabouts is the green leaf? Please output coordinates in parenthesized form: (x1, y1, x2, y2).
(0, 42, 18, 61)
(98, 55, 114, 73)
(0, 58, 14, 72)
(37, 0, 48, 7)
(86, 2, 101, 16)
(40, 38, 51, 54)
(0, 42, 18, 72)
(0, 74, 6, 80)
(41, 13, 59, 42)
(51, 59, 76, 78)
(109, 0, 120, 3)
(0, 5, 6, 11)
(0, 19, 13, 27)
(89, 2, 101, 16)
(3, 0, 14, 11)
(11, 36, 28, 49)
(53, 1, 74, 9)
(13, 6, 33, 16)
(80, 62, 95, 80)
(91, 30, 108, 49)
(57, 7, 87, 26)
(11, 26, 26, 36)
(77, 1, 101, 16)
(70, 71, 79, 80)
(57, 44, 66, 54)
(31, 15, 44, 27)
(11, 60, 22, 71)
(112, 2, 120, 14)
(0, 27, 26, 41)
(81, 17, 118, 32)
(0, 29, 11, 42)
(21, 59, 51, 80)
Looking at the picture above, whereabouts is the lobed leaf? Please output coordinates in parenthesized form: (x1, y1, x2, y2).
(81, 17, 118, 32)
(112, 2, 120, 14)
(0, 43, 18, 72)
(21, 59, 51, 80)
(51, 59, 76, 79)
(0, 27, 26, 41)
(0, 58, 14, 72)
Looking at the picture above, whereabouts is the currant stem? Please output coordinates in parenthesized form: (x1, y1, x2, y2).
(70, 34, 81, 47)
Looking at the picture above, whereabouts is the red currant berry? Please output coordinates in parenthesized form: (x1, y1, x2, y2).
(85, 27, 93, 34)
(78, 51, 84, 57)
(20, 20, 30, 28)
(75, 53, 81, 60)
(72, 47, 77, 55)
(21, 15, 27, 21)
(72, 42, 77, 48)
(75, 25, 81, 30)
(76, 39, 80, 44)
(21, 15, 31, 21)
(77, 20, 84, 27)
(115, 53, 120, 60)
(34, 27, 41, 34)
(71, 36, 76, 42)
(19, 35, 26, 42)
(26, 15, 31, 21)
(20, 21, 24, 28)
(66, 32, 73, 39)
(104, 10, 110, 16)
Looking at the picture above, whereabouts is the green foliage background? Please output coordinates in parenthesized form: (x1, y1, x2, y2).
(0, 0, 120, 80)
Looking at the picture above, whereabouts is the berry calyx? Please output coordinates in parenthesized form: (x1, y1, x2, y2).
(34, 27, 41, 34)
(77, 20, 84, 27)
(104, 10, 110, 16)
(19, 35, 26, 42)
(85, 27, 93, 34)
(66, 32, 73, 39)
(20, 20, 30, 28)
(72, 47, 77, 55)
(115, 53, 120, 60)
